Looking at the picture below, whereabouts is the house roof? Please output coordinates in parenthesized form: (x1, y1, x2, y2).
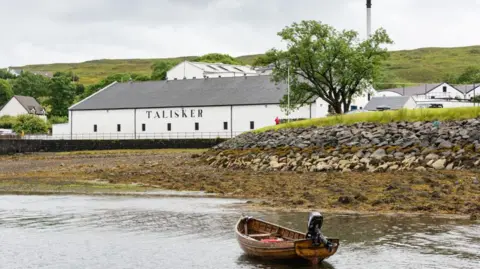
(454, 84, 480, 94)
(364, 96, 413, 111)
(13, 95, 45, 115)
(70, 75, 293, 111)
(187, 61, 257, 75)
(379, 83, 443, 96)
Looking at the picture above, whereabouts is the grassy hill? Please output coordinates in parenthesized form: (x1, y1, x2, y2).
(12, 46, 480, 86)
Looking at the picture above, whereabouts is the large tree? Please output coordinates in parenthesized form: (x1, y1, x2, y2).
(0, 79, 14, 105)
(11, 71, 49, 98)
(151, 61, 180, 80)
(256, 20, 393, 114)
(0, 69, 16, 80)
(47, 75, 76, 117)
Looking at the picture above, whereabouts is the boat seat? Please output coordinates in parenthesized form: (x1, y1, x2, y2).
(248, 233, 272, 238)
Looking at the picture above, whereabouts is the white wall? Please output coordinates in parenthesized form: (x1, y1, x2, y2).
(415, 100, 476, 108)
(167, 62, 204, 80)
(63, 104, 313, 139)
(70, 109, 135, 139)
(374, 90, 402, 97)
(315, 99, 329, 118)
(465, 86, 480, 99)
(232, 104, 311, 132)
(404, 97, 417, 109)
(52, 123, 70, 135)
(0, 98, 27, 117)
(136, 106, 230, 138)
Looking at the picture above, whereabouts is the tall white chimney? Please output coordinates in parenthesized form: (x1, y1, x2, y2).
(367, 0, 372, 37)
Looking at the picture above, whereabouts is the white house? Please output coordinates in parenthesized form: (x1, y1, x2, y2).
(6, 67, 53, 78)
(461, 84, 480, 100)
(0, 95, 47, 120)
(166, 61, 259, 80)
(376, 83, 465, 100)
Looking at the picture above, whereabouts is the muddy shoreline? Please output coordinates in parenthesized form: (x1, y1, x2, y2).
(0, 149, 478, 220)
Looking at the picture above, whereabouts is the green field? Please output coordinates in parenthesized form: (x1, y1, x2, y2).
(11, 45, 480, 86)
(256, 107, 480, 132)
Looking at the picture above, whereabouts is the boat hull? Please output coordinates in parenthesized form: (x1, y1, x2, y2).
(235, 217, 339, 264)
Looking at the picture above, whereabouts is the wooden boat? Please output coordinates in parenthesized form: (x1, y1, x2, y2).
(235, 214, 339, 264)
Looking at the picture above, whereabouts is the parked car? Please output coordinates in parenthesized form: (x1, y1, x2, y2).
(416, 104, 444, 109)
(345, 109, 371, 114)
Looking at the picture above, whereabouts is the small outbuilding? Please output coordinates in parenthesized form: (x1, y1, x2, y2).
(364, 96, 416, 111)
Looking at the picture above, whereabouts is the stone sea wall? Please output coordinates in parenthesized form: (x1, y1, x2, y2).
(204, 119, 480, 172)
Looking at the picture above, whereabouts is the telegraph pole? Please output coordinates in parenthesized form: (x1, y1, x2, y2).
(367, 0, 372, 37)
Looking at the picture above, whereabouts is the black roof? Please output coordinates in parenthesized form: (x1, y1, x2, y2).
(70, 76, 291, 110)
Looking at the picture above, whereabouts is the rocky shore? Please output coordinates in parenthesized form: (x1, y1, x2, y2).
(205, 119, 480, 172)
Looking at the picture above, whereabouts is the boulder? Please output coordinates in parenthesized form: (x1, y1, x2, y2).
(425, 153, 440, 161)
(438, 140, 453, 149)
(371, 148, 387, 160)
(432, 159, 447, 170)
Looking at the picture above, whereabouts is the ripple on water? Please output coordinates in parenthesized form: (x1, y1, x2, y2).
(0, 195, 478, 269)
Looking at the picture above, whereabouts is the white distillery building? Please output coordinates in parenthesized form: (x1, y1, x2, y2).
(53, 75, 372, 140)
(54, 76, 320, 139)
(166, 61, 261, 80)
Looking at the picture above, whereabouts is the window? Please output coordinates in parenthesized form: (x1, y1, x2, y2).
(431, 96, 436, 99)
(195, 122, 199, 131)
(250, 121, 255, 130)
(167, 123, 171, 131)
(207, 65, 218, 71)
(93, 125, 97, 132)
(117, 124, 121, 132)
(350, 105, 358, 111)
(368, 93, 371, 101)
(142, 124, 146, 132)
(443, 86, 447, 93)
(218, 66, 229, 72)
(223, 122, 228, 130)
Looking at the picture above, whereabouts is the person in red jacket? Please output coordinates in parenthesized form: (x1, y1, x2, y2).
(275, 117, 280, 125)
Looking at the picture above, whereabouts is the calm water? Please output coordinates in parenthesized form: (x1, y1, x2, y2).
(0, 195, 478, 269)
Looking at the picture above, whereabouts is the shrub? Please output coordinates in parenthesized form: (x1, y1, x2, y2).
(0, 115, 17, 129)
(47, 116, 68, 127)
(13, 114, 49, 134)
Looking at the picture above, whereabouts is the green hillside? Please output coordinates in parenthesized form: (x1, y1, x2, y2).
(12, 46, 480, 86)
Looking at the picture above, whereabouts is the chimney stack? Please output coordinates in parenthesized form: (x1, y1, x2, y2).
(366, 0, 372, 38)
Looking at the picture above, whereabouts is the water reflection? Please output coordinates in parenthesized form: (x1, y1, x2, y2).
(0, 195, 478, 269)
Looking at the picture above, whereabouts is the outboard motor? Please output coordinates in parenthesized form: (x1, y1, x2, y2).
(306, 212, 333, 251)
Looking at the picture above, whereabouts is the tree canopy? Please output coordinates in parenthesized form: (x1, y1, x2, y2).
(11, 71, 49, 99)
(47, 74, 77, 117)
(0, 69, 16, 80)
(0, 79, 14, 106)
(445, 66, 480, 84)
(256, 20, 393, 114)
(151, 61, 179, 80)
(193, 53, 242, 65)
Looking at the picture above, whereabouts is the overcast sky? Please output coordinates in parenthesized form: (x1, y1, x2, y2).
(1, 0, 480, 67)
